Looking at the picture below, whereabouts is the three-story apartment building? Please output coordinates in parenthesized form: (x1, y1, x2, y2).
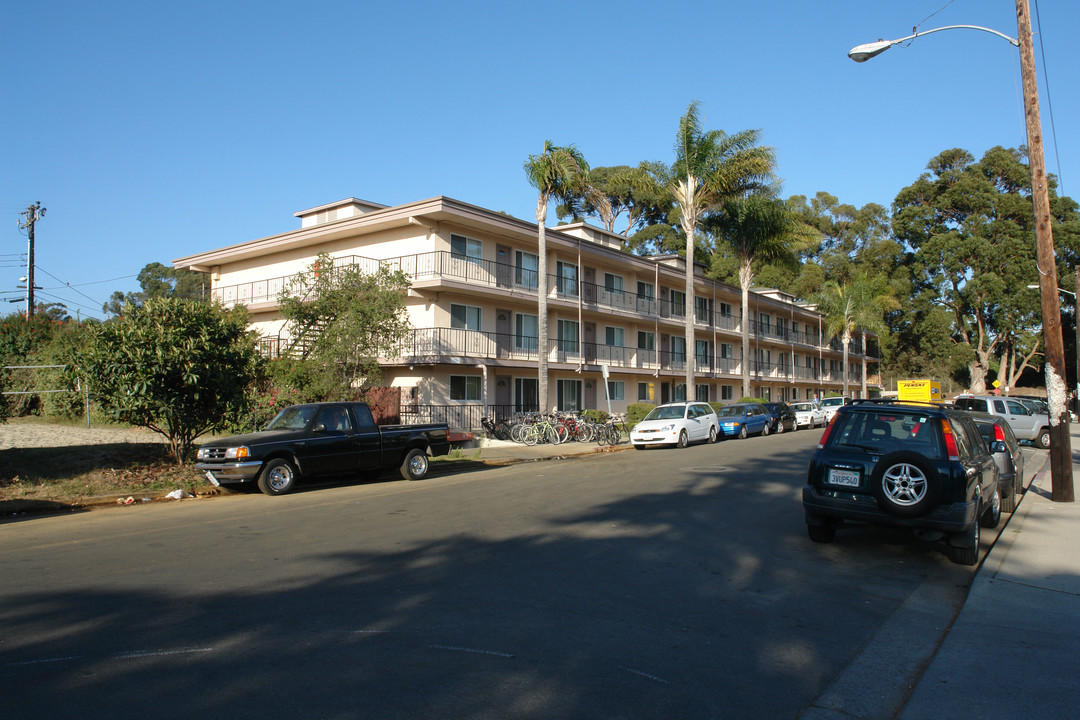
(174, 196, 881, 430)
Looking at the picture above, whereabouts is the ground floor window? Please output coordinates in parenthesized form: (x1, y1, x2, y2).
(450, 375, 481, 401)
(515, 377, 538, 412)
(695, 384, 710, 402)
(557, 379, 582, 411)
(721, 385, 734, 400)
(638, 382, 651, 401)
(607, 380, 625, 401)
(673, 383, 686, 402)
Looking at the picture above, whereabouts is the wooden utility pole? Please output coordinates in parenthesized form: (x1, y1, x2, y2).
(18, 202, 45, 317)
(1017, 0, 1074, 502)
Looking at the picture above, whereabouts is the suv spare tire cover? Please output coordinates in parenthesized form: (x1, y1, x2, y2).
(870, 451, 941, 518)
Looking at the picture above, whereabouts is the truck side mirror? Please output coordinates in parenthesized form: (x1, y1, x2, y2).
(312, 423, 327, 433)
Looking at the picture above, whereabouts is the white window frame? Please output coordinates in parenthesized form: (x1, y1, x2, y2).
(514, 250, 538, 289)
(450, 233, 482, 260)
(607, 380, 625, 401)
(450, 303, 481, 331)
(449, 374, 481, 402)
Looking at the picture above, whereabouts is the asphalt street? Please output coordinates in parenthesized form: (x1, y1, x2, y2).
(1, 431, 1038, 719)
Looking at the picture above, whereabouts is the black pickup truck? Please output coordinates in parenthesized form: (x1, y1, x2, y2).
(195, 402, 450, 495)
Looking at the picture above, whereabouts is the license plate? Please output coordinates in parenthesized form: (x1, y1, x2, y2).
(203, 470, 221, 487)
(827, 468, 860, 487)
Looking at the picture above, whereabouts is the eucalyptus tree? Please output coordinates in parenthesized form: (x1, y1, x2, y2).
(891, 146, 1079, 392)
(524, 141, 597, 409)
(668, 101, 775, 393)
(556, 162, 672, 244)
(707, 193, 817, 396)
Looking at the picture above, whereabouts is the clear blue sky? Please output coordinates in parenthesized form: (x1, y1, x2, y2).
(3, 0, 1076, 320)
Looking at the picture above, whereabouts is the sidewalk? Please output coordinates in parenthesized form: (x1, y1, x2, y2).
(898, 452, 1080, 719)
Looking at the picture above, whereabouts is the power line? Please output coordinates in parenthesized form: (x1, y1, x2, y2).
(34, 265, 106, 307)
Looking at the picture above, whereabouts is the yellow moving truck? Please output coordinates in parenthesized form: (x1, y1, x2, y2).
(897, 379, 942, 403)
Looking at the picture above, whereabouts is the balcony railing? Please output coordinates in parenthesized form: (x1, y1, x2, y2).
(219, 250, 877, 359)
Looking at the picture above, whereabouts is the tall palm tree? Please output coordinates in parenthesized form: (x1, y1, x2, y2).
(709, 194, 817, 397)
(669, 101, 775, 397)
(524, 141, 594, 410)
(815, 274, 898, 398)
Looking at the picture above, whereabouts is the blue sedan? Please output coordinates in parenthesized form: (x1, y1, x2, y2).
(716, 403, 771, 439)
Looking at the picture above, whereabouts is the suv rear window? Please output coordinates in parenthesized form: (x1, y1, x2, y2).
(827, 409, 944, 457)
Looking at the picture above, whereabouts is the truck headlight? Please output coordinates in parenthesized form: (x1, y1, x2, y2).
(225, 446, 249, 460)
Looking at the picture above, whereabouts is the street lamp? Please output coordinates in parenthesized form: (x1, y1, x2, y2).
(848, 24, 1019, 62)
(851, 1, 1073, 502)
(1028, 282, 1080, 416)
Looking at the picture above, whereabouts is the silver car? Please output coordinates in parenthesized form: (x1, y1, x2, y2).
(953, 394, 1050, 449)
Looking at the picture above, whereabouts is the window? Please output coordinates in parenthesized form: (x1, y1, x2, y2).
(637, 281, 654, 300)
(720, 343, 733, 359)
(604, 273, 624, 293)
(450, 303, 481, 331)
(638, 382, 651, 401)
(557, 319, 579, 352)
(556, 261, 578, 296)
(450, 375, 481, 401)
(607, 381, 625, 401)
(720, 302, 732, 317)
(515, 313, 538, 351)
(557, 379, 582, 411)
(759, 312, 771, 334)
(722, 385, 734, 400)
(671, 336, 686, 362)
(670, 289, 686, 317)
(695, 384, 710, 402)
(605, 326, 624, 347)
(515, 377, 538, 412)
(637, 331, 655, 350)
(775, 317, 786, 339)
(450, 234, 481, 260)
(673, 383, 687, 402)
(696, 339, 711, 365)
(515, 250, 538, 289)
(695, 296, 712, 323)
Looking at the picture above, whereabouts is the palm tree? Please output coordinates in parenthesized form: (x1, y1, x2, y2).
(669, 101, 775, 397)
(815, 274, 898, 398)
(709, 194, 818, 397)
(524, 141, 595, 410)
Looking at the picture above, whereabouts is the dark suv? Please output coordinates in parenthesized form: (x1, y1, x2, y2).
(802, 400, 1000, 565)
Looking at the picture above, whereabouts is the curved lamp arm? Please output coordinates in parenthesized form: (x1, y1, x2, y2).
(848, 24, 1019, 62)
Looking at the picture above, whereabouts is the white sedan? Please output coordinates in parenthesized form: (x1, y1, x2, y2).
(630, 402, 719, 449)
(790, 401, 825, 429)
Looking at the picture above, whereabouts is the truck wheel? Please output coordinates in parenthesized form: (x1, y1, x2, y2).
(400, 448, 429, 481)
(1037, 427, 1051, 449)
(258, 458, 298, 496)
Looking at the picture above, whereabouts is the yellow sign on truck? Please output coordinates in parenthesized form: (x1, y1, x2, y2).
(897, 379, 942, 403)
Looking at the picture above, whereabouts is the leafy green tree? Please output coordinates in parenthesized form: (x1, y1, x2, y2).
(707, 193, 817, 396)
(103, 262, 206, 316)
(668, 100, 775, 392)
(524, 141, 598, 409)
(77, 298, 265, 463)
(892, 146, 1056, 392)
(556, 162, 672, 242)
(277, 253, 411, 399)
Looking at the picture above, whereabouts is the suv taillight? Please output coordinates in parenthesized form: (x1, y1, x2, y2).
(994, 424, 1006, 442)
(818, 416, 837, 449)
(940, 419, 961, 461)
